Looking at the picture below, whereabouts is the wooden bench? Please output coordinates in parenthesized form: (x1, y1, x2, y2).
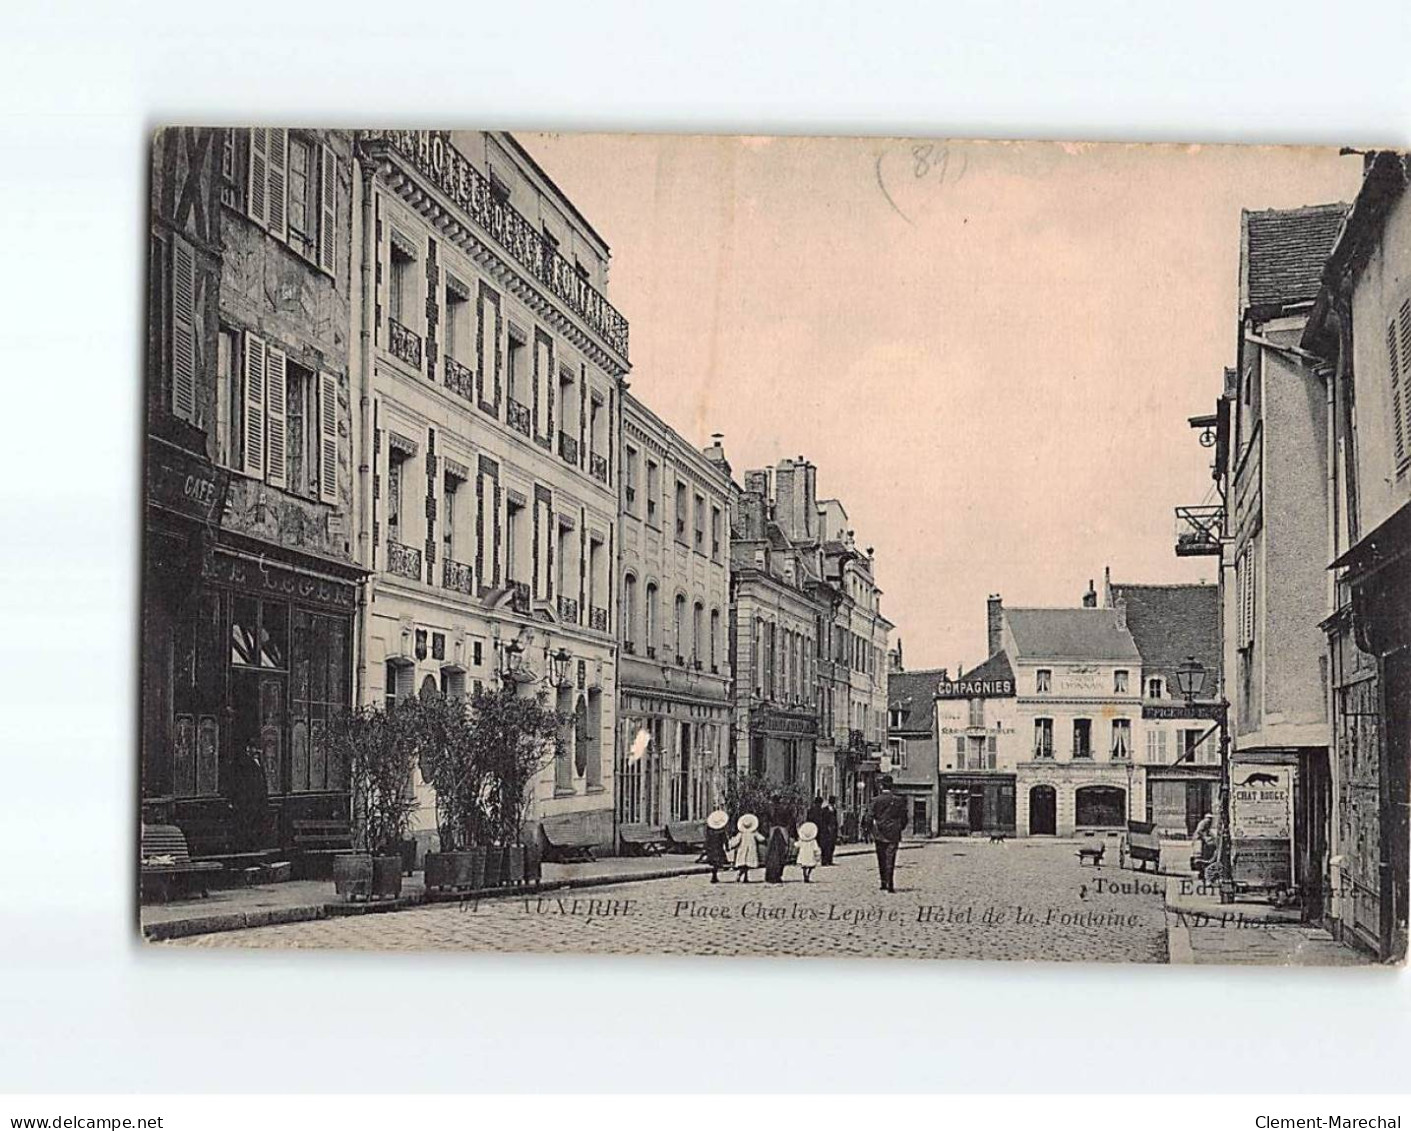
(140, 824, 222, 902)
(1076, 843, 1106, 867)
(618, 823, 670, 857)
(666, 820, 707, 856)
(540, 814, 597, 863)
(292, 819, 353, 879)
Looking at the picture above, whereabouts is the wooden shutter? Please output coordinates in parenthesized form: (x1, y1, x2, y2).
(318, 371, 339, 503)
(1392, 299, 1411, 467)
(243, 333, 266, 478)
(264, 348, 288, 489)
(318, 144, 337, 274)
(248, 128, 269, 227)
(267, 128, 289, 240)
(171, 236, 197, 422)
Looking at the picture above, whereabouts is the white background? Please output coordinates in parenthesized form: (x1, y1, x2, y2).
(1, 0, 1408, 1095)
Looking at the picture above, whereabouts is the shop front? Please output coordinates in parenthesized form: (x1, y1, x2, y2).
(141, 526, 363, 860)
(938, 774, 1016, 836)
(1145, 766, 1221, 836)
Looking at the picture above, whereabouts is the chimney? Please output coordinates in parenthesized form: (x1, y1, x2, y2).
(987, 594, 1003, 658)
(1114, 596, 1128, 630)
(1083, 579, 1097, 608)
(703, 433, 731, 474)
(888, 638, 904, 673)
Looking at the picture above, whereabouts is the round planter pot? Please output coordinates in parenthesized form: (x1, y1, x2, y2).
(424, 850, 479, 892)
(504, 845, 526, 886)
(481, 845, 505, 888)
(371, 855, 403, 900)
(332, 853, 373, 901)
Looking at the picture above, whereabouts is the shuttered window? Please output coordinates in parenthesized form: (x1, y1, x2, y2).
(1388, 298, 1411, 468)
(267, 128, 288, 240)
(318, 144, 337, 274)
(248, 128, 269, 227)
(243, 333, 267, 478)
(264, 348, 288, 489)
(171, 236, 197, 423)
(244, 129, 337, 280)
(319, 372, 339, 504)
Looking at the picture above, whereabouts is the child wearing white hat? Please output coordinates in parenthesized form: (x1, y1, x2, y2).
(795, 821, 821, 883)
(703, 810, 731, 883)
(727, 813, 764, 883)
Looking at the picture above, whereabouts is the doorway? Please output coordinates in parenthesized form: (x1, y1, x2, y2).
(1029, 784, 1056, 835)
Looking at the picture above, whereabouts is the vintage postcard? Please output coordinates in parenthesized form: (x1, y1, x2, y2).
(139, 129, 1409, 966)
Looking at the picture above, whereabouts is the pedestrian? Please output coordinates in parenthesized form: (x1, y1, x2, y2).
(795, 821, 821, 883)
(819, 795, 839, 865)
(869, 774, 909, 893)
(703, 809, 731, 883)
(763, 796, 792, 884)
(806, 794, 824, 831)
(230, 737, 269, 853)
(728, 813, 764, 882)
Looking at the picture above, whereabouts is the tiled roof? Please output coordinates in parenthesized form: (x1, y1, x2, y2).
(1005, 608, 1141, 663)
(958, 650, 1015, 686)
(1243, 203, 1348, 314)
(888, 668, 947, 735)
(1108, 583, 1220, 685)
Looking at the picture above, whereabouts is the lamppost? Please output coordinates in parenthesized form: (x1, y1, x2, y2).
(548, 646, 572, 690)
(1174, 655, 1232, 894)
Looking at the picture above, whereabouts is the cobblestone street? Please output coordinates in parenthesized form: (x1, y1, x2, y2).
(170, 840, 1169, 963)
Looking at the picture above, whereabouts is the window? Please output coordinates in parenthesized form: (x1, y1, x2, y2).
(1147, 677, 1164, 699)
(968, 698, 985, 727)
(888, 739, 908, 770)
(244, 129, 337, 274)
(1386, 297, 1411, 468)
(504, 496, 525, 583)
(711, 506, 722, 560)
(445, 284, 471, 365)
(625, 445, 639, 512)
(443, 473, 460, 561)
(389, 242, 414, 329)
(1036, 669, 1052, 693)
(1034, 718, 1054, 758)
(506, 329, 525, 404)
(1178, 728, 1205, 763)
(215, 325, 239, 467)
(1146, 727, 1169, 764)
(644, 583, 659, 655)
(645, 461, 660, 526)
(694, 493, 706, 551)
(674, 594, 687, 662)
(1237, 547, 1257, 650)
(675, 480, 688, 541)
(168, 236, 198, 425)
(1110, 719, 1131, 760)
(290, 610, 350, 793)
(386, 451, 406, 547)
(622, 574, 638, 650)
(1073, 718, 1092, 759)
(709, 608, 720, 672)
(693, 602, 704, 663)
(231, 597, 288, 670)
(1114, 670, 1129, 694)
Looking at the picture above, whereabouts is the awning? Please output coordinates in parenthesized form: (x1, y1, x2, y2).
(1329, 500, 1411, 579)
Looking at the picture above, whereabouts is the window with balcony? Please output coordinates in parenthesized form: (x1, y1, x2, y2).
(1036, 669, 1052, 693)
(558, 364, 578, 464)
(389, 242, 414, 331)
(1073, 718, 1092, 759)
(506, 328, 525, 406)
(444, 283, 471, 369)
(504, 496, 526, 585)
(386, 450, 406, 548)
(1034, 717, 1054, 759)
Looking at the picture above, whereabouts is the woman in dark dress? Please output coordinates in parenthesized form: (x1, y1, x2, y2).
(763, 796, 793, 884)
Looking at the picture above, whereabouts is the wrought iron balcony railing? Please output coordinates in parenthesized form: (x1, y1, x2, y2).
(509, 579, 531, 615)
(443, 354, 475, 403)
(558, 431, 579, 464)
(442, 556, 474, 595)
(387, 540, 423, 582)
(1175, 504, 1224, 557)
(590, 605, 608, 632)
(557, 594, 579, 623)
(388, 318, 422, 370)
(506, 398, 531, 437)
(362, 130, 630, 361)
(590, 452, 608, 483)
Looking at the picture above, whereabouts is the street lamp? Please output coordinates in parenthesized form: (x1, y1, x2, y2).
(1174, 656, 1207, 701)
(549, 647, 572, 689)
(498, 636, 524, 683)
(1174, 655, 1233, 898)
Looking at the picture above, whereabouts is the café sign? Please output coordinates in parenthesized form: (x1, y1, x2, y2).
(147, 441, 228, 525)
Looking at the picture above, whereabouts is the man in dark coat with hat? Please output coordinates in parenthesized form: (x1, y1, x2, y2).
(869, 775, 909, 893)
(818, 795, 839, 865)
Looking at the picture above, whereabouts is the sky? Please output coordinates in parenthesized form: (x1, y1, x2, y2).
(523, 134, 1364, 673)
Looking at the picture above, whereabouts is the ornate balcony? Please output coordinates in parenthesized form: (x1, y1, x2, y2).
(1175, 504, 1224, 557)
(507, 398, 531, 437)
(509, 580, 531, 615)
(387, 540, 423, 582)
(388, 318, 422, 370)
(590, 605, 608, 633)
(557, 594, 579, 623)
(590, 452, 608, 483)
(443, 354, 475, 403)
(558, 431, 579, 465)
(442, 556, 474, 595)
(361, 130, 630, 362)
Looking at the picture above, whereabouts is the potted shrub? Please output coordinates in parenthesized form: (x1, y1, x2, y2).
(416, 692, 492, 894)
(327, 704, 420, 901)
(480, 685, 566, 889)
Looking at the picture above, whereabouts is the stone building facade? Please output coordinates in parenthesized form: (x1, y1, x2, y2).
(142, 128, 365, 858)
(352, 130, 629, 856)
(615, 400, 733, 831)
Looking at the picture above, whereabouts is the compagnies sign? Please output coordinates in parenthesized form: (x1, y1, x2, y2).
(936, 677, 1015, 699)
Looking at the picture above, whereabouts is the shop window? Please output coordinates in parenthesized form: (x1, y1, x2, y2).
(231, 597, 288, 670)
(289, 611, 349, 793)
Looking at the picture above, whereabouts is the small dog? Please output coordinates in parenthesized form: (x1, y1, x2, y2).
(987, 832, 1007, 845)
